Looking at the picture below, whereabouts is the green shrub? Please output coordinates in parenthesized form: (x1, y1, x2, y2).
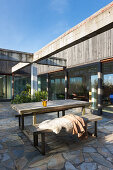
(11, 84, 48, 104)
(11, 91, 31, 104)
(32, 91, 48, 102)
(11, 94, 22, 104)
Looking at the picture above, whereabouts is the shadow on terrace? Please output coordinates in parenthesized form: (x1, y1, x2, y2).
(0, 102, 113, 169)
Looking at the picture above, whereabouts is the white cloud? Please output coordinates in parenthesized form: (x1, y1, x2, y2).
(50, 0, 68, 14)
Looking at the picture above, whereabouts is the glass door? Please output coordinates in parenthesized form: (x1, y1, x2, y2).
(0, 75, 7, 99)
(103, 74, 113, 113)
(0, 75, 12, 100)
(102, 61, 113, 114)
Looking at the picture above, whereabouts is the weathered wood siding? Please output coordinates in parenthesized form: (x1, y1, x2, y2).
(0, 28, 113, 75)
(38, 28, 113, 74)
(0, 61, 18, 74)
(0, 61, 30, 75)
(67, 28, 113, 67)
(34, 2, 113, 62)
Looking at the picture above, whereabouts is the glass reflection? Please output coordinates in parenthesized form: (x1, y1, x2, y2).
(14, 76, 30, 96)
(102, 61, 113, 114)
(0, 75, 12, 100)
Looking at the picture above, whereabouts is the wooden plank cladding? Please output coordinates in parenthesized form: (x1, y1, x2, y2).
(67, 28, 113, 67)
(34, 2, 113, 62)
(37, 27, 113, 74)
(1, 2, 113, 75)
(0, 60, 31, 74)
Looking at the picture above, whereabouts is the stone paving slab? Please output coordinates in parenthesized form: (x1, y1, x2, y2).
(0, 102, 113, 170)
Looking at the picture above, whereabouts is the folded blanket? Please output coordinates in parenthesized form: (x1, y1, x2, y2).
(38, 114, 86, 137)
(63, 114, 86, 137)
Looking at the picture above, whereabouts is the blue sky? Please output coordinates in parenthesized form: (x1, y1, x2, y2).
(0, 0, 112, 53)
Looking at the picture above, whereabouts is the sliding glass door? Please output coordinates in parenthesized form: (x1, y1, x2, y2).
(0, 75, 12, 100)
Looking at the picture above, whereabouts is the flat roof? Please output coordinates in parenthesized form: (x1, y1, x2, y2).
(0, 48, 33, 55)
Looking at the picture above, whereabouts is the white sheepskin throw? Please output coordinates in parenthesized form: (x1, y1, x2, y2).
(38, 117, 73, 134)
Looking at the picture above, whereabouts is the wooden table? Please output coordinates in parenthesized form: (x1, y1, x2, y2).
(12, 99, 90, 130)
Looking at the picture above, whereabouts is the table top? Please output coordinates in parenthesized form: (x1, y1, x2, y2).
(12, 99, 90, 115)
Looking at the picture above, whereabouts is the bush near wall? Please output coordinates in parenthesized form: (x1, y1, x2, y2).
(11, 84, 48, 104)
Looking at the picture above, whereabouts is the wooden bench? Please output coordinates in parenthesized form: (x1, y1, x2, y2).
(24, 114, 102, 155)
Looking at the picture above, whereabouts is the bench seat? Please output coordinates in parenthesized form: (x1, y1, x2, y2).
(24, 114, 102, 155)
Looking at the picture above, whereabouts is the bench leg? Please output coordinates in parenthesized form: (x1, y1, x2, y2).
(94, 121, 97, 137)
(62, 110, 65, 116)
(41, 133, 45, 155)
(33, 132, 45, 155)
(82, 106, 85, 115)
(33, 132, 38, 147)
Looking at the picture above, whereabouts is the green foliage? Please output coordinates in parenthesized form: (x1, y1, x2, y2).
(32, 91, 48, 102)
(25, 83, 31, 93)
(11, 84, 48, 104)
(58, 94, 65, 99)
(11, 94, 22, 104)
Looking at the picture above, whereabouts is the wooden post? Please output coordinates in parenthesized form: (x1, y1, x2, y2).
(31, 63, 38, 124)
(31, 63, 38, 96)
(91, 88, 97, 109)
(46, 73, 49, 101)
(38, 77, 41, 91)
(65, 70, 68, 99)
(12, 73, 14, 99)
(98, 62, 103, 115)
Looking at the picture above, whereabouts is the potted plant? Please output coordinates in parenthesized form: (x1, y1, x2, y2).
(41, 91, 48, 107)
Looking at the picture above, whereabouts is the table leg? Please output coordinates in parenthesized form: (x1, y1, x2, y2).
(82, 107, 85, 115)
(33, 113, 37, 125)
(41, 133, 45, 155)
(94, 121, 97, 137)
(62, 110, 65, 116)
(21, 115, 24, 130)
(57, 111, 60, 118)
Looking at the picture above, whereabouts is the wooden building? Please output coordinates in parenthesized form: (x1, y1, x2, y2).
(0, 2, 113, 114)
